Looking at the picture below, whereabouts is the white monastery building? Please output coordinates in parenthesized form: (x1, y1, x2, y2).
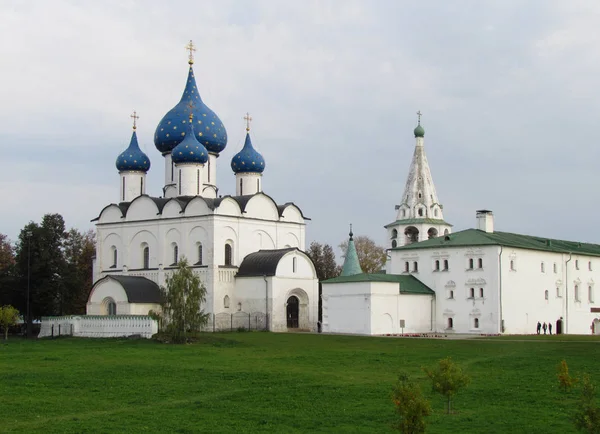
(323, 116, 600, 336)
(85, 43, 319, 332)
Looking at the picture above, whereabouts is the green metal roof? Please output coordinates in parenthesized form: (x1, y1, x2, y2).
(384, 218, 453, 228)
(392, 228, 600, 257)
(323, 273, 434, 295)
(341, 237, 363, 276)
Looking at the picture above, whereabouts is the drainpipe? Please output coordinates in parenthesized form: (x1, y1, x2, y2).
(498, 246, 503, 333)
(430, 295, 434, 332)
(565, 253, 572, 334)
(263, 274, 269, 331)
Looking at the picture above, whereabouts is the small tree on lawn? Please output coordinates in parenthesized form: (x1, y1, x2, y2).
(0, 305, 20, 341)
(558, 359, 577, 393)
(574, 374, 600, 433)
(161, 258, 208, 343)
(391, 373, 431, 433)
(424, 357, 470, 414)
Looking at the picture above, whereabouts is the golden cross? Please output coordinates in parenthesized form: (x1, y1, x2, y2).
(131, 110, 139, 130)
(416, 110, 422, 125)
(187, 101, 195, 121)
(185, 40, 196, 65)
(244, 112, 252, 131)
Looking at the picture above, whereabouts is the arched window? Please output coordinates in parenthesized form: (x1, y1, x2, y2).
(140, 177, 143, 195)
(391, 229, 398, 239)
(447, 318, 453, 329)
(541, 262, 545, 273)
(178, 169, 182, 195)
(449, 290, 454, 299)
(434, 208, 438, 217)
(402, 209, 406, 217)
(589, 286, 594, 303)
(224, 244, 233, 266)
(237, 302, 242, 312)
(224, 295, 230, 309)
(474, 318, 479, 328)
(143, 246, 150, 269)
(104, 298, 117, 316)
(469, 258, 474, 269)
(122, 177, 126, 202)
(478, 258, 483, 269)
(257, 178, 260, 192)
(443, 259, 449, 270)
(469, 288, 475, 298)
(110, 246, 117, 269)
(240, 178, 243, 195)
(435, 260, 440, 271)
(197, 169, 200, 195)
(479, 288, 484, 298)
(173, 244, 178, 265)
(197, 243, 203, 265)
(404, 262, 409, 273)
(510, 260, 515, 271)
(544, 290, 549, 300)
(413, 261, 418, 272)
(208, 158, 211, 183)
(418, 208, 423, 217)
(292, 257, 297, 273)
(391, 240, 397, 248)
(444, 229, 449, 235)
(575, 285, 580, 301)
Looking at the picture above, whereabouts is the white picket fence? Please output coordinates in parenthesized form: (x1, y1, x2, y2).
(38, 315, 158, 339)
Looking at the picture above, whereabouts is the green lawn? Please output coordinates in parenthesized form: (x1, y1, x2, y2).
(1, 333, 599, 433)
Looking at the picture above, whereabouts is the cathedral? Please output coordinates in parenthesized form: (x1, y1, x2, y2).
(323, 118, 600, 336)
(85, 42, 319, 332)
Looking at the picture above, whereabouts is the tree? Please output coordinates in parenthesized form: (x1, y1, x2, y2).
(574, 374, 600, 433)
(391, 373, 431, 433)
(558, 359, 577, 393)
(0, 234, 16, 306)
(161, 258, 209, 343)
(424, 357, 470, 414)
(339, 235, 387, 274)
(62, 229, 95, 314)
(0, 305, 19, 341)
(306, 241, 340, 281)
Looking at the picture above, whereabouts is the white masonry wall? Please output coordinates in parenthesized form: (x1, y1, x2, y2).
(39, 316, 158, 339)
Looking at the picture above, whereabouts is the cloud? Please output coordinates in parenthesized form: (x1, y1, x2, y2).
(0, 0, 599, 257)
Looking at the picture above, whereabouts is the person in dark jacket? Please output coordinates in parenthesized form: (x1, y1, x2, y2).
(543, 322, 547, 335)
(548, 322, 552, 335)
(537, 321, 541, 334)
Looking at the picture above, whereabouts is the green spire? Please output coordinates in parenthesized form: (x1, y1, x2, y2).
(414, 110, 424, 137)
(341, 225, 363, 276)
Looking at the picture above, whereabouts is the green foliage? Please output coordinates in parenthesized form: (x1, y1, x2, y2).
(574, 374, 600, 433)
(147, 309, 164, 333)
(0, 305, 19, 341)
(424, 357, 470, 414)
(392, 373, 431, 433)
(558, 359, 577, 392)
(339, 235, 387, 274)
(306, 241, 340, 280)
(161, 258, 209, 343)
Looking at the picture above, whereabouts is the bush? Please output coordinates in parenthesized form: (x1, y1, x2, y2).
(558, 359, 577, 392)
(424, 357, 470, 414)
(574, 374, 600, 433)
(391, 373, 431, 433)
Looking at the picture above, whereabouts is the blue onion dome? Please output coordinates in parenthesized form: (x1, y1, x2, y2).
(171, 117, 209, 164)
(231, 132, 265, 174)
(116, 130, 150, 172)
(154, 66, 228, 154)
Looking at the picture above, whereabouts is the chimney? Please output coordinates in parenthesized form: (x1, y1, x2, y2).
(476, 210, 494, 233)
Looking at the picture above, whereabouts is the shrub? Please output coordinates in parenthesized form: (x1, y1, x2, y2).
(424, 357, 470, 414)
(574, 374, 600, 433)
(391, 373, 431, 433)
(558, 359, 577, 392)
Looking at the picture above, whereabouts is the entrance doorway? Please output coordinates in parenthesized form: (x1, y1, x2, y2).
(286, 296, 299, 328)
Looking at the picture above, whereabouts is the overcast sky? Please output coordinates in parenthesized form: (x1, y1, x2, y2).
(1, 0, 600, 258)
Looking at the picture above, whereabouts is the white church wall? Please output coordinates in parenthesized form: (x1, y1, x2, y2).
(251, 229, 276, 250)
(163, 228, 182, 266)
(101, 232, 122, 270)
(98, 205, 123, 224)
(370, 286, 433, 335)
(215, 198, 242, 217)
(126, 196, 159, 221)
(162, 200, 183, 218)
(281, 205, 304, 224)
(39, 316, 158, 339)
(184, 197, 213, 216)
(323, 282, 372, 335)
(391, 245, 501, 334)
(244, 195, 279, 221)
(129, 229, 158, 269)
(273, 280, 317, 332)
(87, 278, 129, 315)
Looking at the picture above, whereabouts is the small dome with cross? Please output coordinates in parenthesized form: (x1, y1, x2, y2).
(116, 130, 151, 172)
(171, 117, 209, 165)
(231, 119, 265, 174)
